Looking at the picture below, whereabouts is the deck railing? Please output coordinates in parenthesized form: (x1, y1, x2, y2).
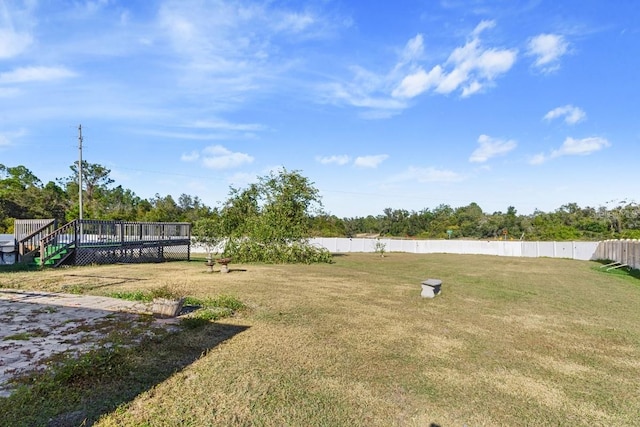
(37, 219, 191, 266)
(75, 220, 191, 245)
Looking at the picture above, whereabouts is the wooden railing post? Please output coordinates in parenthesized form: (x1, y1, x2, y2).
(39, 239, 45, 267)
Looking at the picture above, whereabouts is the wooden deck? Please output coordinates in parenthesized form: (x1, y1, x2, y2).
(15, 219, 191, 267)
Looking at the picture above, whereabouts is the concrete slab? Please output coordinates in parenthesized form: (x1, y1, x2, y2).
(0, 289, 174, 398)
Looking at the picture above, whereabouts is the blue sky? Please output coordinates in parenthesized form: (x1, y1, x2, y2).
(1, 0, 638, 217)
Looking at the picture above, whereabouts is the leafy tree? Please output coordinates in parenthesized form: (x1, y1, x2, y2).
(0, 164, 45, 228)
(143, 194, 182, 222)
(178, 193, 211, 223)
(221, 169, 331, 263)
(192, 211, 225, 258)
(309, 213, 346, 237)
(454, 203, 484, 238)
(102, 185, 142, 221)
(58, 161, 115, 220)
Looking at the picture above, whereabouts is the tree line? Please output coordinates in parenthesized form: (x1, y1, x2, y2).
(1, 162, 638, 242)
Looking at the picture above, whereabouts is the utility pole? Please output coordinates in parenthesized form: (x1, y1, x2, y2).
(78, 124, 83, 221)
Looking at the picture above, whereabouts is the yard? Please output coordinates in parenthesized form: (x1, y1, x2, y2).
(1, 253, 640, 426)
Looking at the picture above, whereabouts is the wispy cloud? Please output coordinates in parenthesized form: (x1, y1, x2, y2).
(543, 105, 586, 125)
(181, 145, 254, 169)
(527, 33, 569, 73)
(157, 0, 342, 103)
(0, 129, 27, 148)
(316, 155, 351, 165)
(389, 166, 464, 183)
(181, 151, 200, 162)
(202, 145, 254, 170)
(0, 28, 32, 58)
(469, 134, 517, 163)
(354, 154, 389, 168)
(530, 136, 610, 164)
(327, 20, 517, 118)
(394, 20, 517, 99)
(0, 66, 76, 84)
(188, 119, 265, 132)
(0, 0, 35, 59)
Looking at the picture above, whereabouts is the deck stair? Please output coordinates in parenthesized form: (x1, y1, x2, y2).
(34, 244, 74, 267)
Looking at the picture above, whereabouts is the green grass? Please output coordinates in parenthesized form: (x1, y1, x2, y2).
(1, 253, 640, 426)
(3, 332, 35, 341)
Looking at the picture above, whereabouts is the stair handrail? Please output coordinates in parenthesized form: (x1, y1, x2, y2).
(17, 219, 57, 262)
(39, 220, 78, 267)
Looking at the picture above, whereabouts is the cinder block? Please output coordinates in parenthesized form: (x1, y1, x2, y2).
(420, 278, 442, 297)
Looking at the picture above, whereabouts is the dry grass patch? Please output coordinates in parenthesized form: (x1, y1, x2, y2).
(1, 254, 640, 425)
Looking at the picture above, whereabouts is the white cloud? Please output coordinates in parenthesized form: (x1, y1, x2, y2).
(189, 120, 265, 132)
(471, 19, 496, 37)
(551, 136, 610, 157)
(469, 134, 517, 163)
(527, 33, 569, 73)
(0, 28, 32, 58)
(543, 105, 586, 125)
(332, 21, 517, 118)
(393, 20, 517, 99)
(400, 33, 425, 63)
(181, 151, 200, 162)
(0, 66, 76, 84)
(392, 66, 444, 99)
(530, 136, 610, 164)
(316, 155, 351, 165)
(273, 12, 315, 33)
(201, 145, 254, 169)
(390, 166, 464, 183)
(354, 154, 389, 168)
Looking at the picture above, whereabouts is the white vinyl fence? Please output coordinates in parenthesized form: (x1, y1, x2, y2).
(308, 238, 600, 261)
(593, 239, 640, 269)
(191, 237, 639, 266)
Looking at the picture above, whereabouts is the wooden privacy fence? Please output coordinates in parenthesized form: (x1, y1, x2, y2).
(594, 240, 640, 270)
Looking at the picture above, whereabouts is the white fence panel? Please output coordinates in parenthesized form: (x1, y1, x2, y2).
(309, 237, 604, 262)
(192, 237, 624, 264)
(537, 242, 556, 258)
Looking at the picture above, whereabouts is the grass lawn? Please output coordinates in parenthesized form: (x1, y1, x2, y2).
(1, 253, 640, 426)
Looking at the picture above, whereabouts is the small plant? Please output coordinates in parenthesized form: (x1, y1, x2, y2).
(374, 239, 386, 257)
(107, 290, 152, 302)
(150, 286, 183, 301)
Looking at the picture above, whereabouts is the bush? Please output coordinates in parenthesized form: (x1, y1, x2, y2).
(224, 238, 332, 264)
